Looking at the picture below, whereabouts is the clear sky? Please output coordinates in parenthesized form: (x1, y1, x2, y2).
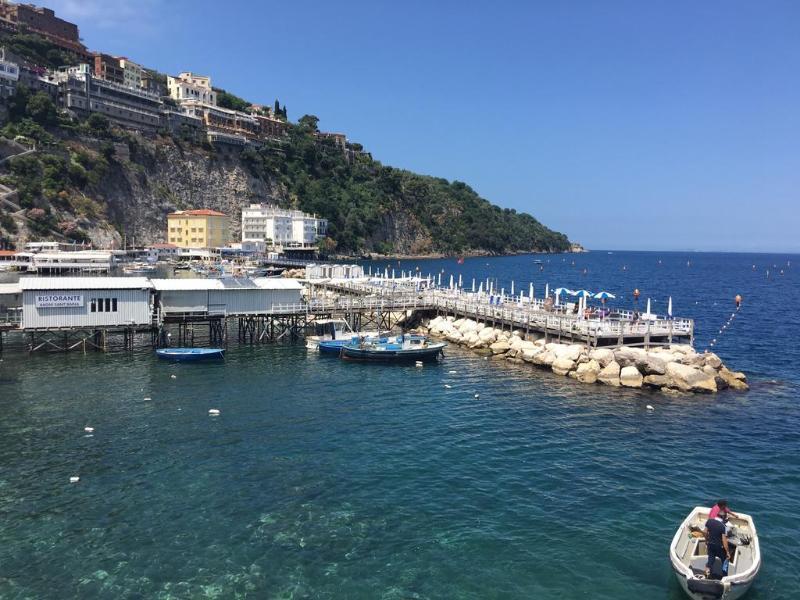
(41, 0, 800, 252)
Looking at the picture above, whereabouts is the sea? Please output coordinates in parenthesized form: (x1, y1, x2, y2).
(0, 251, 797, 599)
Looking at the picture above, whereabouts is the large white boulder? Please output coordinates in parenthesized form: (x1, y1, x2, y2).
(534, 350, 556, 366)
(478, 327, 497, 343)
(598, 361, 621, 386)
(521, 347, 542, 363)
(620, 366, 644, 388)
(551, 358, 575, 376)
(639, 353, 667, 375)
(665, 362, 717, 393)
(574, 359, 600, 384)
(614, 347, 647, 368)
(490, 341, 510, 355)
(589, 348, 615, 367)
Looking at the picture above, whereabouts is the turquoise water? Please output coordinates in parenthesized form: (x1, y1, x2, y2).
(1, 252, 798, 599)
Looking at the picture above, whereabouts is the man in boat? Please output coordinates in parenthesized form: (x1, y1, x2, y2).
(709, 499, 738, 521)
(704, 513, 732, 579)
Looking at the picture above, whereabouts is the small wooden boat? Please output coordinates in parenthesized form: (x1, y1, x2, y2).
(305, 319, 386, 351)
(670, 507, 761, 600)
(340, 335, 446, 362)
(156, 348, 225, 361)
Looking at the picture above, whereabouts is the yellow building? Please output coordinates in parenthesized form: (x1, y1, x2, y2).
(167, 209, 229, 248)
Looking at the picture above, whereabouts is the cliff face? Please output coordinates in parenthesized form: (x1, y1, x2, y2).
(0, 126, 570, 254)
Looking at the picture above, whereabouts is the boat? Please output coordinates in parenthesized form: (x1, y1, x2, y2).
(339, 334, 446, 362)
(155, 348, 225, 361)
(532, 259, 543, 264)
(306, 319, 386, 351)
(670, 506, 760, 600)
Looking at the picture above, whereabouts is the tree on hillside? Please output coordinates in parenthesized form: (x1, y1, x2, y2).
(298, 115, 319, 133)
(26, 92, 58, 126)
(216, 88, 250, 112)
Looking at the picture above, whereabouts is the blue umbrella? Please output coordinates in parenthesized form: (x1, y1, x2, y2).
(554, 287, 573, 296)
(593, 291, 616, 300)
(572, 290, 593, 298)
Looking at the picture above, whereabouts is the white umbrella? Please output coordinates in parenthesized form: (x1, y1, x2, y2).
(511, 281, 515, 296)
(554, 287, 573, 296)
(545, 283, 550, 297)
(668, 296, 673, 317)
(573, 290, 593, 298)
(449, 274, 454, 289)
(478, 282, 483, 294)
(438, 273, 441, 286)
(472, 278, 476, 292)
(458, 274, 462, 288)
(593, 291, 616, 300)
(529, 282, 534, 299)
(646, 298, 651, 315)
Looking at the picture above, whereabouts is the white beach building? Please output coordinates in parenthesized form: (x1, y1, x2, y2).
(20, 277, 153, 330)
(241, 204, 327, 248)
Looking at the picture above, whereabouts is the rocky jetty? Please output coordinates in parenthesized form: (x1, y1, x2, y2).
(422, 316, 748, 393)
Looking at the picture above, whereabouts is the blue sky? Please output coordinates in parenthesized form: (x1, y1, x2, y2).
(42, 0, 800, 252)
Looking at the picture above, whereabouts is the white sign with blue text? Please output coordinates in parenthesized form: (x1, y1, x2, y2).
(35, 294, 84, 308)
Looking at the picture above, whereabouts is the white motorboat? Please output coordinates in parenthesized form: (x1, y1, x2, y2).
(305, 319, 387, 351)
(670, 506, 760, 600)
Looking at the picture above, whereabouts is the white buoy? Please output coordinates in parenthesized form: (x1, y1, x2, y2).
(448, 370, 457, 374)
(144, 397, 151, 401)
(69, 476, 80, 483)
(415, 361, 423, 368)
(474, 393, 480, 398)
(208, 409, 221, 416)
(84, 426, 94, 433)
(646, 405, 654, 411)
(444, 384, 452, 389)
(170, 374, 177, 379)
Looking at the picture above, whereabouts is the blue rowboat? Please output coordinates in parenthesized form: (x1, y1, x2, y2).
(156, 348, 225, 361)
(340, 335, 446, 362)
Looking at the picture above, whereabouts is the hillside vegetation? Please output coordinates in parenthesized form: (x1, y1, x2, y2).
(0, 32, 570, 254)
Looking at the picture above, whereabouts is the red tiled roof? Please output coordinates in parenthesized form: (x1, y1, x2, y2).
(167, 209, 227, 217)
(0, 250, 18, 256)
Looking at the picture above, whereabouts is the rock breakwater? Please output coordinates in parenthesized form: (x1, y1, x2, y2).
(422, 316, 748, 393)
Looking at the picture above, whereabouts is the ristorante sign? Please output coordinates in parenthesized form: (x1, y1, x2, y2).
(35, 294, 84, 308)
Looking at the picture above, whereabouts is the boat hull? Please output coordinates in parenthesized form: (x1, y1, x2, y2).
(673, 567, 753, 600)
(156, 348, 225, 362)
(340, 344, 445, 362)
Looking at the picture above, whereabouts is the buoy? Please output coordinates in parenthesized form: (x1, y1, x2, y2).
(474, 393, 480, 398)
(143, 397, 151, 401)
(735, 294, 742, 309)
(208, 409, 221, 416)
(170, 374, 177, 379)
(69, 476, 80, 483)
(448, 370, 457, 374)
(415, 361, 423, 368)
(444, 384, 452, 389)
(84, 426, 94, 433)
(646, 405, 654, 411)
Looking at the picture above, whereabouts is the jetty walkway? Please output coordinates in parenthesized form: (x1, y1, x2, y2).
(311, 278, 694, 347)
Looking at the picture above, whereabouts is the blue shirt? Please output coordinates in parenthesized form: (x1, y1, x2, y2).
(705, 518, 726, 547)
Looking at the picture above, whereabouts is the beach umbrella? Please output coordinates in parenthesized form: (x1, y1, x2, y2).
(449, 274, 454, 289)
(472, 278, 476, 292)
(545, 283, 550, 298)
(646, 298, 651, 315)
(458, 274, 463, 288)
(593, 291, 616, 300)
(573, 290, 593, 298)
(478, 282, 483, 294)
(392, 269, 395, 279)
(668, 296, 673, 317)
(438, 273, 442, 286)
(511, 281, 515, 296)
(554, 287, 573, 296)
(529, 282, 534, 299)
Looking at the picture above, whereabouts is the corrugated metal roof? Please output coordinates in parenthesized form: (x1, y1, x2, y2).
(19, 277, 153, 290)
(152, 278, 304, 291)
(0, 282, 21, 294)
(252, 278, 304, 290)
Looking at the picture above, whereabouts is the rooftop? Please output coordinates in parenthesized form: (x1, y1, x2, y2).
(168, 209, 228, 217)
(19, 277, 153, 290)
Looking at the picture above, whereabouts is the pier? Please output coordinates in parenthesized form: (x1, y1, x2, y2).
(0, 274, 693, 354)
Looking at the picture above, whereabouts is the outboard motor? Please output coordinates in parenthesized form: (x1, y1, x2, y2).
(687, 578, 725, 599)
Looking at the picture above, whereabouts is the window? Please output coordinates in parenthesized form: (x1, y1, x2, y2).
(96, 298, 104, 312)
(112, 298, 118, 312)
(90, 299, 96, 312)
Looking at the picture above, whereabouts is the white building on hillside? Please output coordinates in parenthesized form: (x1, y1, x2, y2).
(117, 57, 144, 89)
(167, 72, 216, 105)
(241, 204, 327, 248)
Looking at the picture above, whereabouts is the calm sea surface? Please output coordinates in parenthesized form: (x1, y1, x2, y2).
(0, 251, 798, 599)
